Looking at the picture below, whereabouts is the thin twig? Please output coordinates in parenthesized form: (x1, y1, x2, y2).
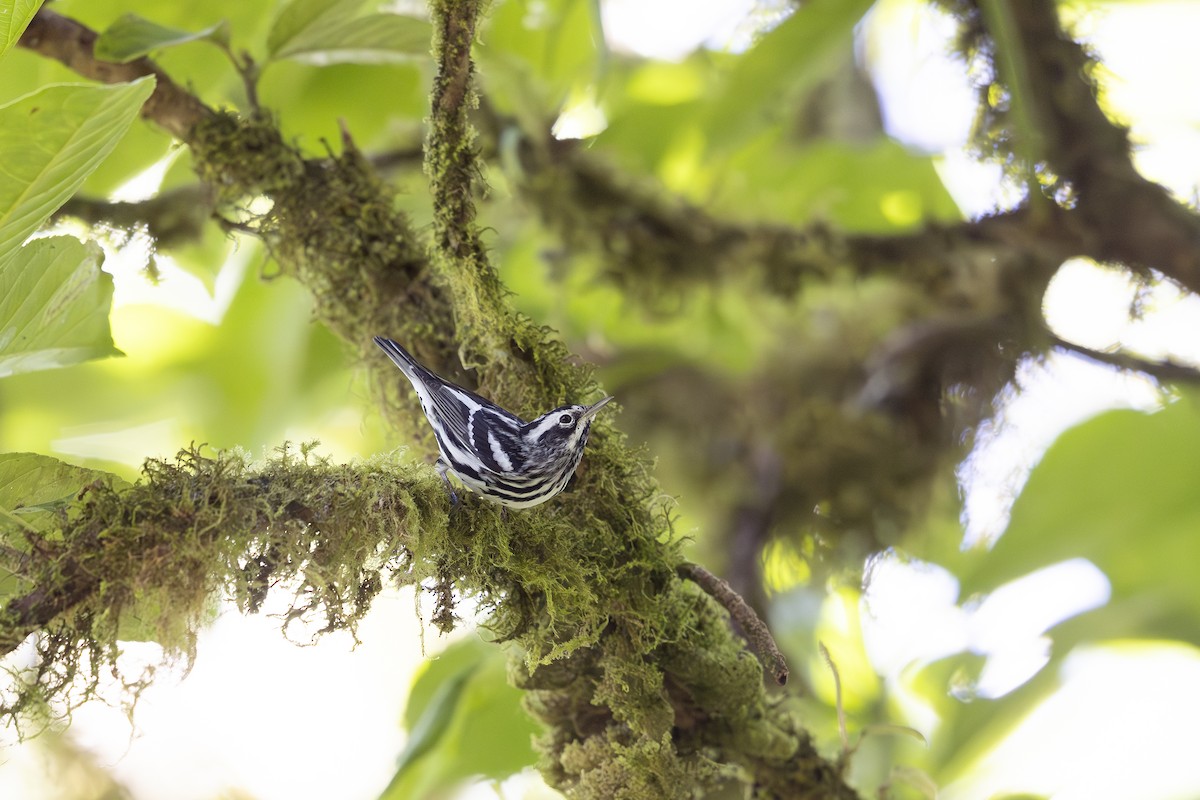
(819, 642, 848, 754)
(677, 562, 789, 685)
(1050, 333, 1200, 384)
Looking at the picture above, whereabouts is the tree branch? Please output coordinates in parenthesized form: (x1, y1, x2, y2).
(18, 8, 213, 140)
(969, 0, 1200, 293)
(677, 562, 789, 686)
(1049, 333, 1200, 385)
(505, 114, 1077, 305)
(54, 186, 216, 248)
(0, 446, 434, 663)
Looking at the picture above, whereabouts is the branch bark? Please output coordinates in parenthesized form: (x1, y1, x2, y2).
(18, 9, 212, 139)
(678, 562, 789, 686)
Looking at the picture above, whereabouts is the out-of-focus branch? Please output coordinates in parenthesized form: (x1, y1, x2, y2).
(967, 0, 1200, 292)
(369, 145, 426, 173)
(506, 119, 1078, 304)
(1050, 334, 1200, 385)
(724, 445, 782, 619)
(54, 186, 215, 248)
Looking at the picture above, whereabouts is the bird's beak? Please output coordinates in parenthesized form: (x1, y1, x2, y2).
(581, 396, 614, 420)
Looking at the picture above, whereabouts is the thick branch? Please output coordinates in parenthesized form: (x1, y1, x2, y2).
(974, 1, 1200, 292)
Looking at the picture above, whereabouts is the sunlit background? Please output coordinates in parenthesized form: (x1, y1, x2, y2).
(3, 0, 1200, 798)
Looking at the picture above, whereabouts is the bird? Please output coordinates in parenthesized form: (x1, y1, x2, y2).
(373, 336, 613, 509)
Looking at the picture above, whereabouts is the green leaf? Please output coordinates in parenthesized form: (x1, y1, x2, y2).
(0, 78, 157, 264)
(0, 452, 129, 626)
(266, 0, 355, 56)
(0, 237, 119, 377)
(267, 0, 363, 58)
(905, 651, 1061, 779)
(386, 661, 479, 793)
(257, 60, 425, 145)
(0, 0, 44, 61)
(0, 450, 127, 589)
(962, 398, 1200, 646)
(0, 451, 126, 519)
(703, 0, 876, 150)
(273, 12, 431, 65)
(712, 137, 962, 231)
(94, 14, 230, 63)
(477, 0, 599, 129)
(380, 637, 540, 799)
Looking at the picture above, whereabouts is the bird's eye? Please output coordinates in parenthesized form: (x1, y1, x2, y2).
(558, 413, 574, 426)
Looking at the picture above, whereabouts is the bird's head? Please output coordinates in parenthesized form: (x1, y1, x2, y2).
(522, 396, 614, 459)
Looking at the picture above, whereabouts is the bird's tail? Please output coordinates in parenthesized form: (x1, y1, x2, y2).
(373, 336, 423, 381)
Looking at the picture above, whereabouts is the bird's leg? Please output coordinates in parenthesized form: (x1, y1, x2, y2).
(435, 459, 460, 509)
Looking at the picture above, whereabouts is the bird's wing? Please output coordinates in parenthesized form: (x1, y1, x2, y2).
(424, 379, 475, 450)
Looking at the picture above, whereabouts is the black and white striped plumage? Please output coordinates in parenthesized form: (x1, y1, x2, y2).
(374, 336, 612, 509)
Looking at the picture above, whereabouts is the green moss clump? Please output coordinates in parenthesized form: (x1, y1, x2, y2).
(0, 444, 439, 721)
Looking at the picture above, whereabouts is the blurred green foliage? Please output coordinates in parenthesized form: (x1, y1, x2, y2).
(380, 637, 540, 799)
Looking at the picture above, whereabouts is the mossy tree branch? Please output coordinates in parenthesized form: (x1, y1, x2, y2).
(11, 5, 864, 798)
(1, 446, 437, 701)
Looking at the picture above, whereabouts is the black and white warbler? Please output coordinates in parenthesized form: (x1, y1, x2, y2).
(374, 336, 613, 509)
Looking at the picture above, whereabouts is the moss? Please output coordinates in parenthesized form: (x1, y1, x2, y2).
(559, 730, 705, 800)
(0, 444, 435, 720)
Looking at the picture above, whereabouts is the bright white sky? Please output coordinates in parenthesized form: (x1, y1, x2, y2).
(5, 1, 1200, 799)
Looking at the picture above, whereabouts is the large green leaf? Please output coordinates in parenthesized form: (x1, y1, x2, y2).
(0, 451, 127, 602)
(905, 399, 1200, 783)
(0, 450, 125, 519)
(0, 236, 119, 377)
(0, 77, 156, 264)
(904, 650, 1062, 781)
(961, 399, 1200, 646)
(258, 60, 425, 146)
(267, 0, 429, 65)
(477, 0, 599, 129)
(702, 0, 877, 150)
(94, 13, 230, 63)
(272, 13, 430, 65)
(379, 637, 540, 799)
(0, 0, 43, 61)
(267, 0, 363, 57)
